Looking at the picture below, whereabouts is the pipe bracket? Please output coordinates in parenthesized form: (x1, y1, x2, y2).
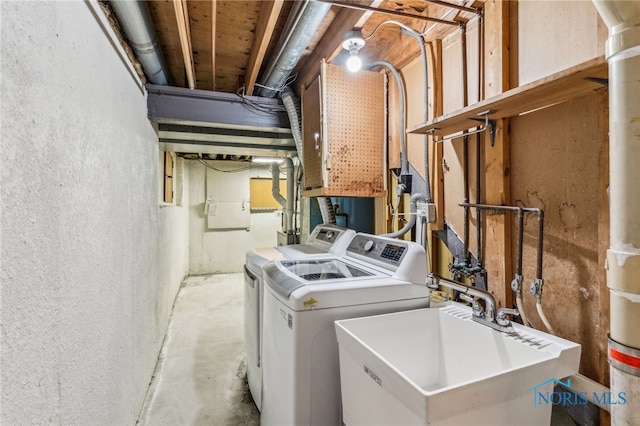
(606, 246, 640, 293)
(609, 334, 640, 377)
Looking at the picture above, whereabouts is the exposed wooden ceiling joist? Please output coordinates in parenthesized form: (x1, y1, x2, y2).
(245, 0, 285, 95)
(173, 0, 196, 89)
(211, 0, 217, 90)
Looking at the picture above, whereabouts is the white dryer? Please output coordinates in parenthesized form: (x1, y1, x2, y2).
(260, 233, 430, 426)
(243, 224, 355, 411)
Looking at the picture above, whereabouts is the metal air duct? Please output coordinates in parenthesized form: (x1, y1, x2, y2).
(110, 0, 170, 85)
(257, 0, 331, 97)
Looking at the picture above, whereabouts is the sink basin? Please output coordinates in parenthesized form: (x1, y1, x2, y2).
(334, 303, 581, 425)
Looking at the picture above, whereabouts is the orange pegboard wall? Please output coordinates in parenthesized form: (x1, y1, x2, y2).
(321, 62, 386, 197)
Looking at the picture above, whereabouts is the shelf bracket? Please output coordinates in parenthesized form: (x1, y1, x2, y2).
(469, 110, 497, 147)
(428, 110, 496, 145)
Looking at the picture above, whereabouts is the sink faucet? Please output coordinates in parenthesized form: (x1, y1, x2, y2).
(426, 273, 519, 333)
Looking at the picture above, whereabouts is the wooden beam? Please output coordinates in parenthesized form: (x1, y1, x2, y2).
(296, 7, 367, 93)
(596, 87, 611, 425)
(483, 119, 512, 309)
(481, 0, 511, 309)
(318, 0, 460, 26)
(211, 0, 216, 90)
(429, 39, 444, 232)
(484, 0, 510, 96)
(245, 0, 284, 95)
(173, 0, 196, 89)
(408, 58, 607, 136)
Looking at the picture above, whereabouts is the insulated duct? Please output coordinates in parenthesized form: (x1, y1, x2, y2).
(257, 0, 331, 98)
(592, 1, 640, 424)
(280, 81, 335, 225)
(280, 88, 304, 158)
(109, 0, 170, 85)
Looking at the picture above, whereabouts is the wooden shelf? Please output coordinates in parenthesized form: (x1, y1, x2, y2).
(408, 57, 608, 136)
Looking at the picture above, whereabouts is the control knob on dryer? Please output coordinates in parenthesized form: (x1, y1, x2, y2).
(363, 240, 376, 252)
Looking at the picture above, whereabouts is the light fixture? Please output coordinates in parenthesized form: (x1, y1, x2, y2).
(252, 157, 284, 164)
(342, 29, 365, 72)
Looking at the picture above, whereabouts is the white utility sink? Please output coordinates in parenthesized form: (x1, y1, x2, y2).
(335, 303, 581, 425)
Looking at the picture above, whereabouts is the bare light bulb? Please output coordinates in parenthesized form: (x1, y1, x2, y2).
(346, 50, 362, 72)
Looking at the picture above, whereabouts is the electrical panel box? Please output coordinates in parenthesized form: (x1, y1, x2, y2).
(301, 61, 387, 198)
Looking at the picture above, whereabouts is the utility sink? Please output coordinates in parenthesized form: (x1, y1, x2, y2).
(334, 303, 581, 425)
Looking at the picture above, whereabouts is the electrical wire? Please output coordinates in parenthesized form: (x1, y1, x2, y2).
(254, 74, 298, 93)
(198, 159, 257, 173)
(234, 76, 298, 116)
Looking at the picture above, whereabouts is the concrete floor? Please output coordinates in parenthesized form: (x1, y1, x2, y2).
(137, 272, 577, 426)
(137, 273, 259, 426)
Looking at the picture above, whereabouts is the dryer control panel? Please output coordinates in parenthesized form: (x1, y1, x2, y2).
(347, 235, 408, 266)
(346, 233, 427, 284)
(307, 224, 355, 253)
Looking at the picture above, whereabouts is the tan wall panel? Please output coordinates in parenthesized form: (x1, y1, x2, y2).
(442, 30, 464, 114)
(516, 1, 605, 86)
(250, 178, 287, 210)
(510, 92, 602, 380)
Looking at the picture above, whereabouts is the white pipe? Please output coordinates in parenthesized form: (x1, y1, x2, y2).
(271, 163, 287, 230)
(563, 373, 612, 413)
(271, 159, 295, 233)
(381, 193, 426, 238)
(535, 300, 555, 335)
(516, 294, 529, 327)
(591, 2, 640, 424)
(284, 158, 294, 233)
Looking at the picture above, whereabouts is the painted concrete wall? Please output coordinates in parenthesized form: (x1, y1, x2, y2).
(1, 2, 189, 424)
(188, 161, 284, 274)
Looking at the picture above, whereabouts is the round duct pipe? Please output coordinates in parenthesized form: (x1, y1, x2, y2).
(592, 1, 640, 424)
(109, 0, 170, 85)
(257, 1, 331, 97)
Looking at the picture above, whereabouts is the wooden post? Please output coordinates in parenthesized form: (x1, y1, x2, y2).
(597, 87, 611, 426)
(482, 0, 512, 308)
(429, 40, 444, 232)
(483, 119, 512, 309)
(484, 0, 510, 96)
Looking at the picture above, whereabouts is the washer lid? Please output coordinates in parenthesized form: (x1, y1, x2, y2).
(263, 259, 374, 299)
(281, 259, 372, 281)
(246, 247, 284, 274)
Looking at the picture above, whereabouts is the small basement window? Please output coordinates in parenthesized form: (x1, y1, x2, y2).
(164, 152, 174, 203)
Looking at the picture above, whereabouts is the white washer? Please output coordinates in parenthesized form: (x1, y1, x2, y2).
(244, 224, 356, 411)
(260, 233, 430, 426)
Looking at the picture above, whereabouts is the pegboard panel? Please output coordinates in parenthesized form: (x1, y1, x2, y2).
(322, 62, 386, 197)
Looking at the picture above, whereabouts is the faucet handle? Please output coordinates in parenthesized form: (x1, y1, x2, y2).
(496, 308, 520, 326)
(460, 294, 485, 318)
(459, 293, 474, 304)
